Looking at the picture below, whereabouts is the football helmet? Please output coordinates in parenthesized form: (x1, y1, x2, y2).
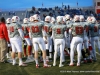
(6, 18, 11, 24)
(23, 18, 29, 23)
(91, 16, 96, 23)
(87, 16, 92, 23)
(12, 16, 20, 23)
(51, 17, 55, 24)
(33, 14, 40, 21)
(80, 15, 85, 22)
(29, 16, 34, 22)
(56, 16, 63, 23)
(45, 16, 51, 22)
(63, 16, 66, 23)
(65, 14, 70, 20)
(73, 15, 80, 22)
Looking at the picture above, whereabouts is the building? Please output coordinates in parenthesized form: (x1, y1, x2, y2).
(93, 0, 100, 14)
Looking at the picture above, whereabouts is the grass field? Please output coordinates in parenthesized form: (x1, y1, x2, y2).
(0, 51, 100, 75)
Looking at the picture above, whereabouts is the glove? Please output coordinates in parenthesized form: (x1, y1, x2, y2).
(23, 40, 26, 43)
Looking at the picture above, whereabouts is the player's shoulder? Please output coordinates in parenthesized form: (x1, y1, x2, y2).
(37, 22, 44, 26)
(73, 22, 81, 26)
(21, 23, 26, 26)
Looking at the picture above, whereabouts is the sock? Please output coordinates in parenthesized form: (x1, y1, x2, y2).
(13, 58, 16, 63)
(46, 56, 49, 61)
(43, 59, 47, 65)
(6, 53, 9, 58)
(81, 49, 86, 58)
(24, 45, 27, 57)
(49, 53, 52, 58)
(19, 58, 23, 64)
(28, 46, 32, 55)
(35, 59, 39, 65)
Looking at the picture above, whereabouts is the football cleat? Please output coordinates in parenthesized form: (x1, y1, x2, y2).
(59, 64, 64, 67)
(36, 64, 40, 68)
(43, 64, 51, 68)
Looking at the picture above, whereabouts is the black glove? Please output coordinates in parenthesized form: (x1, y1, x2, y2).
(23, 40, 25, 43)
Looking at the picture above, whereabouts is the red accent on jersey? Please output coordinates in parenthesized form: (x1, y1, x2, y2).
(26, 27, 30, 32)
(56, 28, 61, 34)
(43, 26, 49, 32)
(31, 26, 39, 33)
(9, 26, 14, 32)
(22, 27, 24, 31)
(85, 26, 89, 32)
(22, 27, 29, 32)
(94, 26, 98, 32)
(24, 35, 29, 38)
(75, 26, 83, 34)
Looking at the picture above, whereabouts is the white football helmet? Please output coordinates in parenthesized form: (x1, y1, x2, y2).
(51, 17, 55, 24)
(29, 16, 34, 22)
(23, 18, 29, 23)
(73, 15, 80, 22)
(80, 15, 85, 22)
(33, 14, 40, 21)
(12, 16, 20, 23)
(45, 16, 51, 22)
(56, 16, 63, 23)
(6, 18, 11, 24)
(87, 16, 92, 23)
(63, 16, 66, 23)
(65, 14, 70, 20)
(91, 16, 96, 23)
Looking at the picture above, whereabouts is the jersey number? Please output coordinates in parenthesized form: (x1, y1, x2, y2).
(31, 26, 39, 33)
(9, 26, 14, 32)
(85, 27, 89, 32)
(94, 26, 98, 32)
(43, 26, 48, 32)
(22, 27, 29, 32)
(75, 26, 83, 34)
(56, 28, 61, 34)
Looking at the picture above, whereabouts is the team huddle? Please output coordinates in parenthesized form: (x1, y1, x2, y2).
(5, 14, 100, 68)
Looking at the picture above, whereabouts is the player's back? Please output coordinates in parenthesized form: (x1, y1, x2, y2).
(52, 24, 67, 39)
(30, 22, 44, 38)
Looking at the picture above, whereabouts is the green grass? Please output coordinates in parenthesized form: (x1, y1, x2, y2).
(0, 51, 100, 75)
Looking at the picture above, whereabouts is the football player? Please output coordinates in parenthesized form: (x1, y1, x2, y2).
(80, 15, 91, 63)
(88, 16, 100, 62)
(52, 16, 67, 67)
(43, 16, 52, 62)
(29, 14, 51, 68)
(6, 18, 12, 59)
(8, 16, 27, 66)
(22, 18, 34, 63)
(69, 15, 83, 66)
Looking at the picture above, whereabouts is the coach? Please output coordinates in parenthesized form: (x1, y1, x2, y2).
(0, 17, 10, 63)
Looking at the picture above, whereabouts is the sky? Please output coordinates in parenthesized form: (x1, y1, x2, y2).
(0, 0, 93, 10)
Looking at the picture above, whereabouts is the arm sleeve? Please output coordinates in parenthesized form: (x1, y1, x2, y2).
(3, 25, 10, 42)
(18, 29, 24, 40)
